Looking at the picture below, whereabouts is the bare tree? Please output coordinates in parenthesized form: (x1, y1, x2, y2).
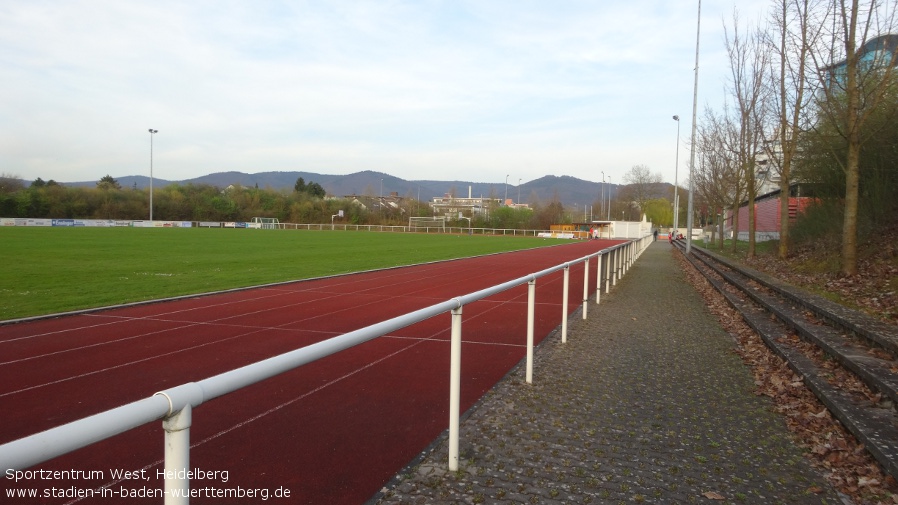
(764, 0, 825, 259)
(622, 164, 663, 220)
(810, 0, 898, 275)
(724, 9, 771, 256)
(695, 107, 744, 248)
(0, 173, 25, 194)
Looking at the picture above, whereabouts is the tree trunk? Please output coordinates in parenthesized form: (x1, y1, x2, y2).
(840, 0, 860, 276)
(842, 141, 860, 275)
(730, 192, 741, 253)
(718, 209, 725, 249)
(747, 172, 756, 258)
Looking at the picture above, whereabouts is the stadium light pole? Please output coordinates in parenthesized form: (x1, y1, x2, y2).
(504, 174, 509, 205)
(686, 0, 701, 255)
(606, 175, 611, 221)
(148, 129, 158, 222)
(672, 115, 680, 231)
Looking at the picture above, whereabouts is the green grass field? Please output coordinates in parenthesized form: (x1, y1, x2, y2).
(1, 227, 555, 321)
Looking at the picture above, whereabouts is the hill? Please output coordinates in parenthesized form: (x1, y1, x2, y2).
(64, 170, 630, 208)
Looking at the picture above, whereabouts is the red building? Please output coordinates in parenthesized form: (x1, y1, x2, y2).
(731, 185, 817, 241)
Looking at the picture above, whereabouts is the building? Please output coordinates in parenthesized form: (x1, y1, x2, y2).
(343, 192, 405, 214)
(731, 183, 818, 242)
(431, 187, 502, 219)
(823, 33, 898, 89)
(755, 140, 784, 196)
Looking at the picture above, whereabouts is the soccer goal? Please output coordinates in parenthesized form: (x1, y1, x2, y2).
(250, 217, 280, 230)
(408, 216, 446, 233)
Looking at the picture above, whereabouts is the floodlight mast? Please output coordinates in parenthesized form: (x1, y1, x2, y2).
(672, 116, 679, 232)
(148, 129, 158, 222)
(606, 176, 611, 220)
(504, 174, 509, 204)
(686, 0, 701, 254)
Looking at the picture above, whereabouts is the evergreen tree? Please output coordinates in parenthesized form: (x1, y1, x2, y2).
(96, 175, 121, 190)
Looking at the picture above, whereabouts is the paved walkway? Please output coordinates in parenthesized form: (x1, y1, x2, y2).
(373, 242, 843, 505)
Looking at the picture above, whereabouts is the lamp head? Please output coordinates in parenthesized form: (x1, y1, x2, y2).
(672, 115, 679, 121)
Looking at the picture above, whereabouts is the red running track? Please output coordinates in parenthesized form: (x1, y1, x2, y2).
(0, 239, 624, 504)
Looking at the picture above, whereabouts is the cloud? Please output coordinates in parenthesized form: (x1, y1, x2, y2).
(0, 0, 771, 186)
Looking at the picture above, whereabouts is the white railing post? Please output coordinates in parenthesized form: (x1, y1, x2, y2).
(614, 248, 620, 286)
(623, 243, 629, 275)
(624, 245, 629, 274)
(560, 268, 568, 344)
(448, 306, 463, 472)
(162, 404, 192, 505)
(618, 247, 623, 277)
(605, 249, 612, 293)
(623, 244, 628, 274)
(582, 257, 589, 320)
(527, 279, 536, 382)
(595, 253, 602, 304)
(620, 246, 625, 279)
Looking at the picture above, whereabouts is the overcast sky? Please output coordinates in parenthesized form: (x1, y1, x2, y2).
(0, 0, 770, 188)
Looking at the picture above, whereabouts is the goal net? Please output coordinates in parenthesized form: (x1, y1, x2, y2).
(408, 216, 446, 232)
(251, 217, 280, 230)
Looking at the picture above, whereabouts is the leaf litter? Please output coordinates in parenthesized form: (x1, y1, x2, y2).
(675, 247, 898, 505)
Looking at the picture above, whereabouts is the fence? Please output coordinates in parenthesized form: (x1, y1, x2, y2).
(285, 222, 553, 236)
(1, 235, 652, 504)
(1, 217, 646, 238)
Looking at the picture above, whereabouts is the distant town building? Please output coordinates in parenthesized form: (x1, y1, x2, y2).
(343, 192, 405, 213)
(431, 194, 499, 218)
(755, 140, 784, 197)
(502, 199, 530, 210)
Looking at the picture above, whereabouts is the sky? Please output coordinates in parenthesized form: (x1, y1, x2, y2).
(0, 0, 771, 188)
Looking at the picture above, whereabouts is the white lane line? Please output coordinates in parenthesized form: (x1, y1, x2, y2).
(6, 262, 555, 397)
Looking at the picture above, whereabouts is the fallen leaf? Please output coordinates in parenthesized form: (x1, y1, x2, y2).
(675, 241, 898, 504)
(858, 477, 880, 487)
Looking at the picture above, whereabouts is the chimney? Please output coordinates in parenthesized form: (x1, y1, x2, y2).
(468, 186, 472, 199)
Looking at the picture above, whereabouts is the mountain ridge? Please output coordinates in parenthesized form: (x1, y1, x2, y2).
(62, 170, 622, 207)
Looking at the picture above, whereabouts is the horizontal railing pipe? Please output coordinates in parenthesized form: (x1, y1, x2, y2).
(194, 300, 462, 402)
(0, 300, 462, 473)
(0, 395, 171, 471)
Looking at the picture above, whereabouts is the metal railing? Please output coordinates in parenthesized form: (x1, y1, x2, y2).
(2, 218, 655, 239)
(280, 222, 555, 236)
(1, 235, 652, 504)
